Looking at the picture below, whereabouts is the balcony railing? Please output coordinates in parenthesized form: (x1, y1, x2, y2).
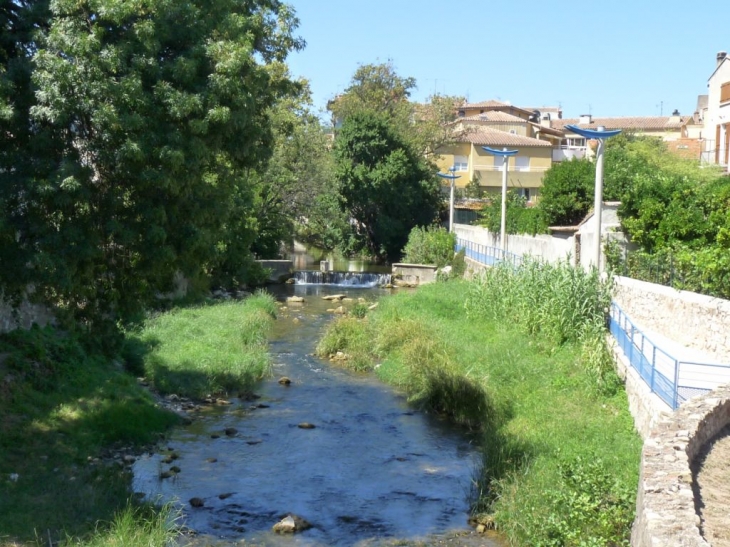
(552, 145, 587, 162)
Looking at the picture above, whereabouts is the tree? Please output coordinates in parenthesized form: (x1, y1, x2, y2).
(247, 76, 336, 258)
(537, 158, 595, 226)
(334, 111, 441, 261)
(1, 0, 303, 332)
(328, 61, 463, 159)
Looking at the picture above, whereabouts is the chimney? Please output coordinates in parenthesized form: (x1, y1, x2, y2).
(579, 114, 593, 125)
(718, 51, 727, 67)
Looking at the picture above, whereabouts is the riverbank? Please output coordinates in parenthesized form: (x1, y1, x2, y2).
(0, 294, 275, 546)
(317, 276, 642, 546)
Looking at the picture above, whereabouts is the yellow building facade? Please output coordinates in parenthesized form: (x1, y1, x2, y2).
(436, 128, 553, 203)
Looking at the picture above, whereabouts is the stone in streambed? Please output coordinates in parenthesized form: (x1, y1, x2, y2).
(272, 514, 312, 534)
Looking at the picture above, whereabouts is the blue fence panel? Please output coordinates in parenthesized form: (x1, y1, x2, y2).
(456, 234, 730, 411)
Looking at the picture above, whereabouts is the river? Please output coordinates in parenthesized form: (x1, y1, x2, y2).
(132, 279, 503, 546)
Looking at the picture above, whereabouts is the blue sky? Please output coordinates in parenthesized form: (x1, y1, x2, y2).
(285, 0, 730, 119)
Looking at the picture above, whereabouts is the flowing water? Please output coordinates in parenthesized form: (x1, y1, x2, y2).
(133, 282, 503, 546)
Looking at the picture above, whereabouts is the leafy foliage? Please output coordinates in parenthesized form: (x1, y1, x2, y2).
(402, 226, 456, 267)
(537, 158, 596, 226)
(0, 0, 303, 335)
(328, 61, 463, 159)
(478, 191, 548, 235)
(334, 111, 441, 261)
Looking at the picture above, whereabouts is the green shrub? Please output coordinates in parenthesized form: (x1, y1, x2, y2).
(402, 225, 456, 267)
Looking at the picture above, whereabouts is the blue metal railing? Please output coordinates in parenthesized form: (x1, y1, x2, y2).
(455, 237, 522, 268)
(608, 303, 730, 409)
(456, 235, 730, 410)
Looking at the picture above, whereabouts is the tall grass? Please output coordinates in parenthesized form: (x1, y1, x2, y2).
(316, 279, 640, 546)
(126, 292, 276, 398)
(59, 504, 178, 547)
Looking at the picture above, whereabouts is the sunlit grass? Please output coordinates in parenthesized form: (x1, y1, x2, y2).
(317, 278, 641, 546)
(128, 292, 277, 398)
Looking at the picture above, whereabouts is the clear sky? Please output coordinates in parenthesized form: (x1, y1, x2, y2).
(285, 0, 730, 120)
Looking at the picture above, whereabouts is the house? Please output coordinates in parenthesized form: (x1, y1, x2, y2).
(548, 113, 688, 161)
(436, 126, 553, 203)
(702, 51, 730, 168)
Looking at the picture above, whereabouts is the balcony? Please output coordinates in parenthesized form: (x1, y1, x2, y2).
(552, 145, 587, 162)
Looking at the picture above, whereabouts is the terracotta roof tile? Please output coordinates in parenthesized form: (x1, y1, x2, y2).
(459, 111, 527, 123)
(458, 127, 552, 147)
(552, 116, 687, 131)
(461, 100, 512, 109)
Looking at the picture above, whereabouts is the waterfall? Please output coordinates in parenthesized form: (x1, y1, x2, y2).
(293, 270, 391, 288)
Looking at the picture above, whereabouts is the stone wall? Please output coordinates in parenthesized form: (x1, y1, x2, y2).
(0, 293, 55, 334)
(632, 385, 730, 547)
(613, 276, 730, 364)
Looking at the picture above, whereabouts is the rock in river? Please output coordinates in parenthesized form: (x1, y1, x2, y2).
(272, 514, 312, 534)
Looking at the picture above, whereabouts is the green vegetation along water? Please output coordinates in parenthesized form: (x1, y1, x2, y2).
(0, 295, 276, 546)
(318, 276, 642, 546)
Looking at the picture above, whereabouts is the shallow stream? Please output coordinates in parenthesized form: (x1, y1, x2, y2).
(133, 283, 503, 546)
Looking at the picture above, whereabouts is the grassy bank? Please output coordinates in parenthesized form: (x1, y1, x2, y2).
(123, 293, 277, 399)
(0, 293, 276, 546)
(317, 269, 641, 546)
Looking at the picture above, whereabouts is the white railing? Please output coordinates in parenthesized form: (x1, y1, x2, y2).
(552, 146, 587, 162)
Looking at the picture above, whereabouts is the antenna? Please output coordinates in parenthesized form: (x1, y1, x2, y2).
(656, 101, 663, 116)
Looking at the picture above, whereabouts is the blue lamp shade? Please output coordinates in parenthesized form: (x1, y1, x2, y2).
(564, 124, 622, 139)
(437, 172, 460, 180)
(482, 147, 518, 157)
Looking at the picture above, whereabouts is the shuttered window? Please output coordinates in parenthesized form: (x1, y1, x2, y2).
(721, 82, 730, 103)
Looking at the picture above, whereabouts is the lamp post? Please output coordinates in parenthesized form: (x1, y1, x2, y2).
(437, 166, 461, 233)
(564, 125, 621, 271)
(482, 147, 518, 252)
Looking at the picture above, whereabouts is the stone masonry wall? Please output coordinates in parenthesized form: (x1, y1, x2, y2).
(0, 294, 55, 334)
(613, 276, 730, 363)
(632, 385, 730, 547)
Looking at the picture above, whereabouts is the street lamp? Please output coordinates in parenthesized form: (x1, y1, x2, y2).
(482, 147, 518, 252)
(437, 166, 461, 233)
(564, 125, 621, 271)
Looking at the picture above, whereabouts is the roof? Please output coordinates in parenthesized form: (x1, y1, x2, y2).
(708, 54, 730, 82)
(459, 111, 527, 123)
(459, 100, 534, 116)
(529, 122, 565, 137)
(552, 116, 687, 132)
(521, 106, 562, 114)
(458, 127, 552, 147)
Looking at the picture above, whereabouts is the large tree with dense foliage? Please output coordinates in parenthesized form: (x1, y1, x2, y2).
(247, 77, 336, 258)
(0, 0, 302, 332)
(328, 61, 463, 159)
(334, 111, 441, 261)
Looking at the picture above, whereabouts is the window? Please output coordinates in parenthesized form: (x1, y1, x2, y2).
(514, 156, 530, 171)
(453, 155, 468, 171)
(721, 82, 730, 104)
(517, 188, 531, 201)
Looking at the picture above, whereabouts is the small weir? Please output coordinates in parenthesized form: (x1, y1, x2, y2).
(293, 270, 391, 287)
(133, 282, 502, 546)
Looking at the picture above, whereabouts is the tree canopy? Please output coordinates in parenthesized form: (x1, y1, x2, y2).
(334, 111, 441, 261)
(0, 0, 303, 333)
